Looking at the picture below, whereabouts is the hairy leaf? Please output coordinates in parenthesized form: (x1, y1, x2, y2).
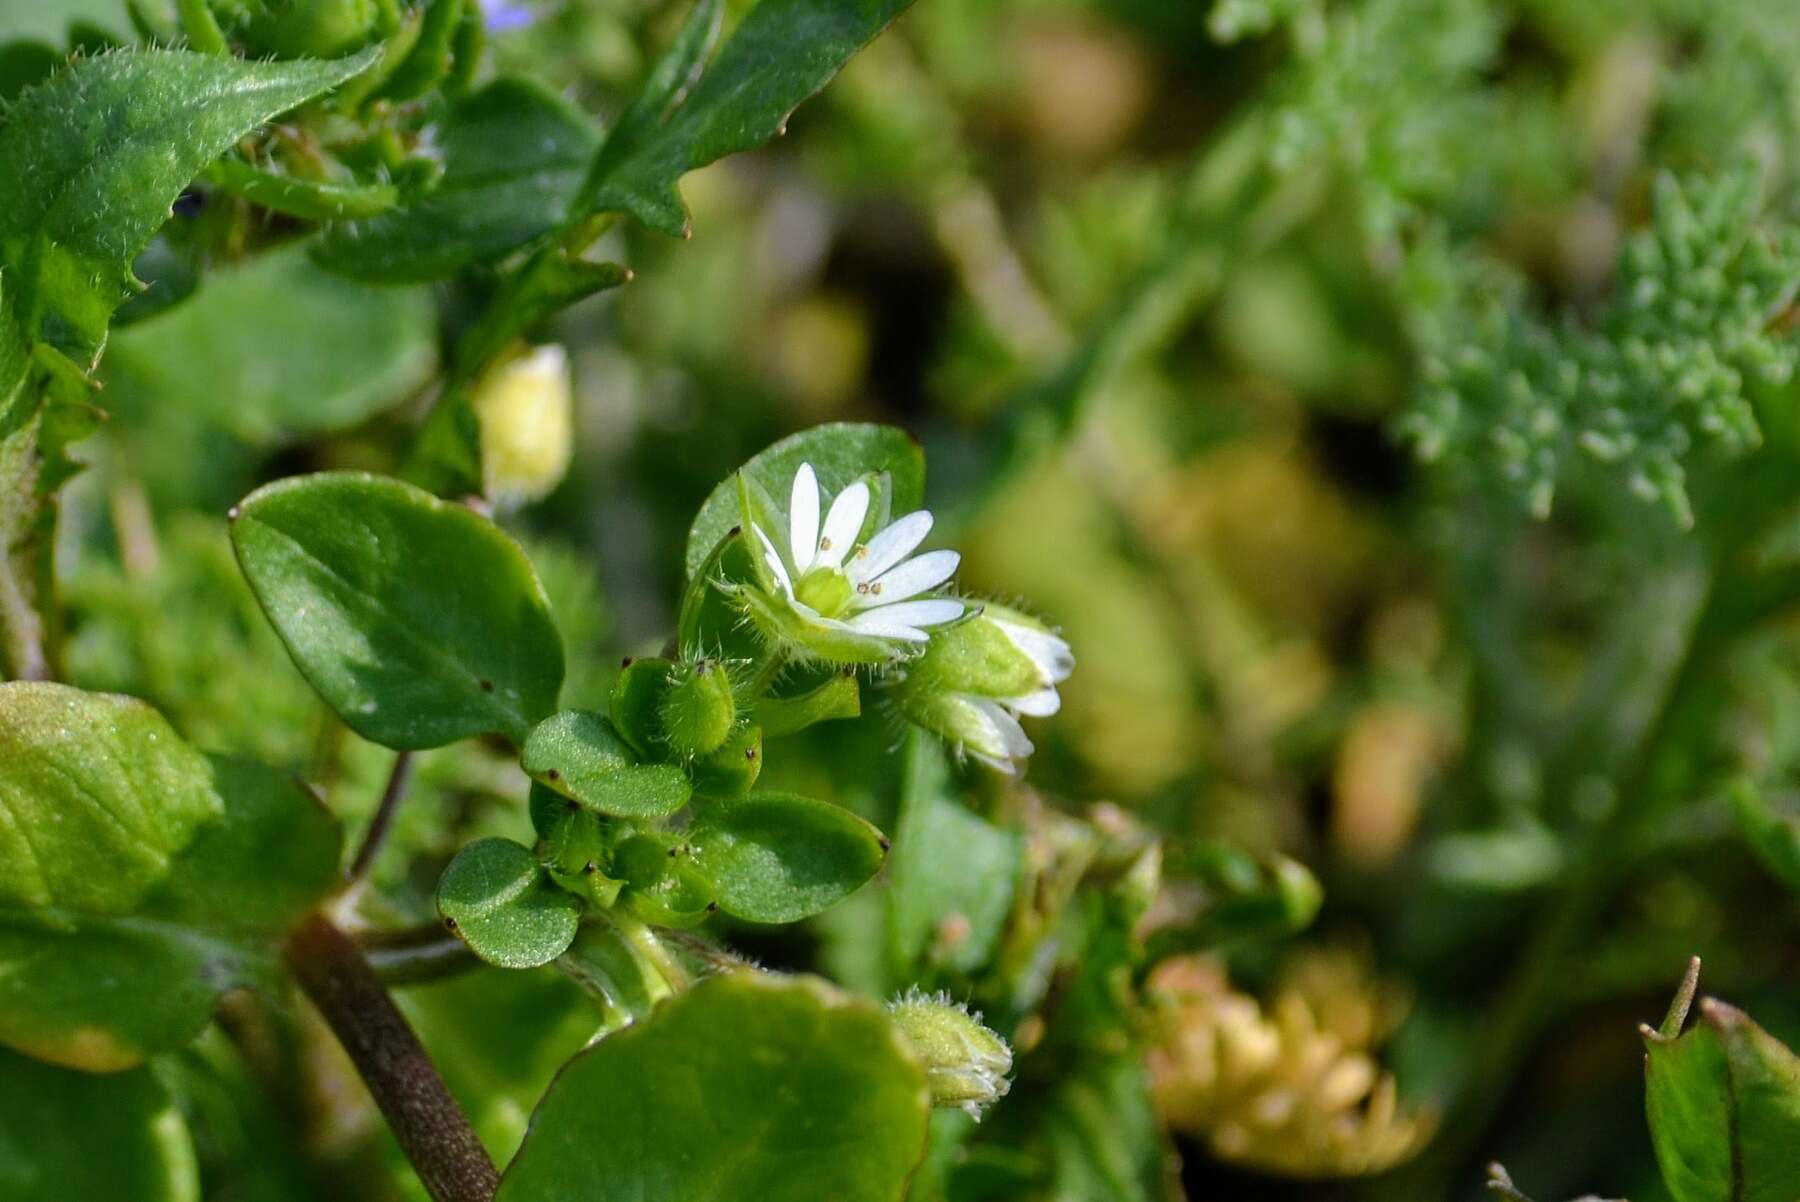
(577, 0, 917, 236)
(0, 46, 375, 384)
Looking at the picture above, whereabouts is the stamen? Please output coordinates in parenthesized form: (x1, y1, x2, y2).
(820, 537, 833, 550)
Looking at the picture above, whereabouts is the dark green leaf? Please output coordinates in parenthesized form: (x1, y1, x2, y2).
(575, 0, 917, 236)
(437, 838, 583, 969)
(0, 684, 339, 1070)
(521, 710, 692, 818)
(231, 471, 565, 749)
(688, 791, 888, 923)
(0, 46, 376, 373)
(103, 243, 435, 444)
(315, 77, 599, 284)
(0, 1047, 198, 1202)
(685, 422, 925, 577)
(496, 972, 930, 1202)
(888, 733, 1019, 974)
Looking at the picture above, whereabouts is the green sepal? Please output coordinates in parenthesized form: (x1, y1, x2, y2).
(610, 657, 675, 757)
(688, 724, 763, 800)
(677, 527, 766, 663)
(658, 658, 739, 758)
(521, 710, 692, 819)
(614, 835, 715, 929)
(241, 0, 381, 60)
(436, 837, 583, 969)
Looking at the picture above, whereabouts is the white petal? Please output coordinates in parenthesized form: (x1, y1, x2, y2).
(789, 462, 820, 571)
(847, 510, 932, 583)
(814, 479, 870, 570)
(853, 598, 964, 630)
(751, 525, 792, 595)
(969, 697, 1033, 759)
(995, 620, 1074, 683)
(1009, 687, 1062, 717)
(840, 621, 931, 643)
(859, 550, 959, 606)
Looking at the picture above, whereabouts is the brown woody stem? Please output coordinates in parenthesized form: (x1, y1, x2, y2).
(285, 913, 499, 1202)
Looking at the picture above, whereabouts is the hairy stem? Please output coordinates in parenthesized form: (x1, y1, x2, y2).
(285, 913, 499, 1202)
(348, 751, 415, 884)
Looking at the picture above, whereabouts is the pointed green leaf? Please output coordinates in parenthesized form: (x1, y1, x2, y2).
(1645, 974, 1800, 1202)
(685, 422, 925, 577)
(496, 972, 930, 1202)
(231, 471, 565, 749)
(576, 0, 917, 236)
(0, 683, 340, 1070)
(437, 838, 582, 969)
(688, 791, 888, 923)
(522, 710, 692, 818)
(0, 46, 376, 370)
(315, 77, 600, 284)
(0, 1048, 198, 1202)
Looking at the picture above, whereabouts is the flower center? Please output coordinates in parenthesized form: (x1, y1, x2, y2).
(795, 566, 853, 617)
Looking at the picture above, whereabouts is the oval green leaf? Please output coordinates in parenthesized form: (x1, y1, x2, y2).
(688, 791, 888, 923)
(522, 710, 691, 818)
(231, 471, 565, 749)
(496, 972, 929, 1202)
(102, 243, 436, 444)
(0, 683, 341, 1070)
(684, 423, 925, 578)
(437, 838, 582, 969)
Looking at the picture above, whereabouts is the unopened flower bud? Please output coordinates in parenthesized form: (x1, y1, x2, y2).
(658, 658, 739, 758)
(472, 344, 574, 506)
(886, 991, 1012, 1119)
(897, 603, 1072, 774)
(243, 0, 380, 59)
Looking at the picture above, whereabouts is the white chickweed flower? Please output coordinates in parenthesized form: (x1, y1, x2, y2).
(896, 603, 1073, 775)
(739, 462, 964, 661)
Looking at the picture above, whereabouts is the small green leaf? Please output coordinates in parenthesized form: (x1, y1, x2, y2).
(0, 46, 376, 374)
(0, 683, 340, 1070)
(888, 733, 1019, 974)
(685, 422, 925, 578)
(496, 972, 930, 1202)
(315, 77, 600, 284)
(1644, 969, 1800, 1202)
(0, 1047, 199, 1202)
(754, 672, 861, 737)
(231, 471, 564, 749)
(103, 243, 435, 444)
(522, 710, 692, 818)
(689, 791, 888, 923)
(575, 0, 917, 237)
(437, 838, 582, 969)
